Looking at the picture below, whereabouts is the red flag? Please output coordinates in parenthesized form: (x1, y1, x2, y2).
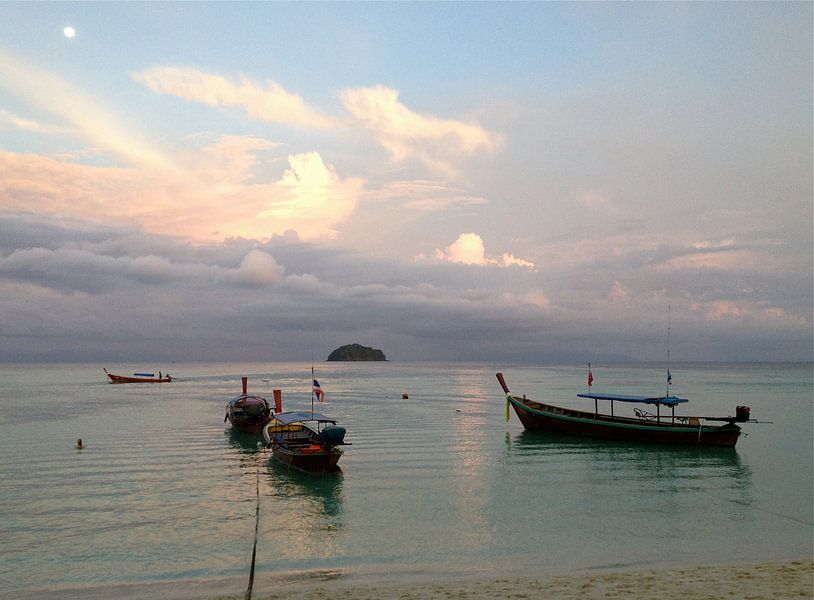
(587, 366, 594, 387)
(313, 379, 325, 402)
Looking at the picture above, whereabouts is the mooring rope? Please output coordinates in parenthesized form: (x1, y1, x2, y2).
(245, 463, 260, 600)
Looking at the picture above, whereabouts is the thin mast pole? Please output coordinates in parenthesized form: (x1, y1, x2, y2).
(311, 364, 315, 419)
(666, 305, 671, 397)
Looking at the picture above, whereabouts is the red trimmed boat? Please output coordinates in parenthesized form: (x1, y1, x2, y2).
(496, 372, 753, 447)
(104, 368, 172, 383)
(225, 377, 272, 434)
(262, 411, 348, 474)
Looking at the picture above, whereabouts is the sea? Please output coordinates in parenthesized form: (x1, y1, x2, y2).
(1, 361, 811, 599)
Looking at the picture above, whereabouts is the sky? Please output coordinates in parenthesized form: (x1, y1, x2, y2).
(0, 2, 811, 363)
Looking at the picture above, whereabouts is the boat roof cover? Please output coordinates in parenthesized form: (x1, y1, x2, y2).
(229, 394, 267, 404)
(273, 410, 336, 424)
(577, 392, 688, 406)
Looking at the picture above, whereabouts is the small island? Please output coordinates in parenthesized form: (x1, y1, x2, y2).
(327, 343, 387, 361)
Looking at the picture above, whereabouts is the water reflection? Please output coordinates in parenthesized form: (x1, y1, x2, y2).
(225, 428, 265, 454)
(507, 430, 753, 501)
(257, 462, 345, 567)
(265, 463, 344, 519)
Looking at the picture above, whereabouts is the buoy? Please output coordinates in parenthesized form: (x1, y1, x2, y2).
(75, 438, 84, 449)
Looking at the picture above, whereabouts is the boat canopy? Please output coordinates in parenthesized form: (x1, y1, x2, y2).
(577, 392, 688, 406)
(229, 394, 267, 404)
(273, 411, 336, 425)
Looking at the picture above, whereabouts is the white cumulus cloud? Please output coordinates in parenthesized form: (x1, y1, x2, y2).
(435, 233, 534, 268)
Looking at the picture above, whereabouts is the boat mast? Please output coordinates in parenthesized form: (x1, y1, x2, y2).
(311, 363, 315, 419)
(666, 305, 672, 398)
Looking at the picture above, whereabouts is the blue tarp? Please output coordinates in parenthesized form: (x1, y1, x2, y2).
(134, 372, 155, 377)
(273, 411, 336, 424)
(577, 392, 688, 406)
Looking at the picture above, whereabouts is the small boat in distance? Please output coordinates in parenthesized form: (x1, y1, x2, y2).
(225, 377, 272, 434)
(496, 372, 755, 447)
(263, 411, 348, 474)
(104, 368, 172, 383)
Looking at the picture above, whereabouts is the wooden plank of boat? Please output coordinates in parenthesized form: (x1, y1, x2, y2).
(104, 368, 173, 383)
(496, 372, 747, 447)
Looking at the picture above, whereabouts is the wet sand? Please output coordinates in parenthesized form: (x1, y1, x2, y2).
(252, 560, 813, 600)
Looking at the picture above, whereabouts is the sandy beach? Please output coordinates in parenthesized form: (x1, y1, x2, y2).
(250, 560, 813, 600)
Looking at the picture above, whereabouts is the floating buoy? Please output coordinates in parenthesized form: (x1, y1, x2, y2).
(75, 438, 84, 449)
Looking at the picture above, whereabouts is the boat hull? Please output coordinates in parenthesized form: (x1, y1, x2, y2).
(509, 395, 741, 447)
(225, 396, 271, 434)
(226, 415, 269, 434)
(270, 445, 343, 474)
(106, 373, 172, 383)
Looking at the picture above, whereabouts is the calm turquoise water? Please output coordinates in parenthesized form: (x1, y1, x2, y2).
(0, 362, 811, 599)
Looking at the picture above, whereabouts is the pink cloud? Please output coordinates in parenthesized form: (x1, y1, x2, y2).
(341, 86, 502, 178)
(0, 144, 364, 243)
(133, 66, 335, 129)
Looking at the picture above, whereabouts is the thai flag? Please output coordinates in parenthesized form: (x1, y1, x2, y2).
(313, 379, 325, 402)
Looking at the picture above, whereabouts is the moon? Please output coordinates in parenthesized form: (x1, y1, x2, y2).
(63, 26, 76, 38)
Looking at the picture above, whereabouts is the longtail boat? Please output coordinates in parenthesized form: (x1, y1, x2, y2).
(496, 372, 754, 447)
(225, 377, 272, 434)
(263, 411, 348, 474)
(104, 368, 172, 383)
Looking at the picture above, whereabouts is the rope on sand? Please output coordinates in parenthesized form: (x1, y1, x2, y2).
(245, 463, 260, 600)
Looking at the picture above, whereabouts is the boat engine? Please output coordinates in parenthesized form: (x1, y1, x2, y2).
(735, 405, 751, 422)
(319, 425, 346, 445)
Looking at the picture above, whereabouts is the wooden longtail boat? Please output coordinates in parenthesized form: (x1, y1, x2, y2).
(496, 372, 753, 447)
(104, 368, 172, 383)
(225, 377, 272, 434)
(263, 411, 348, 474)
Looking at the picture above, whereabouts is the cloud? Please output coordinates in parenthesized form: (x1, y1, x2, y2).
(254, 151, 365, 240)
(341, 86, 502, 177)
(375, 180, 488, 212)
(435, 233, 535, 268)
(0, 109, 73, 136)
(231, 249, 284, 287)
(571, 189, 614, 210)
(436, 232, 489, 265)
(499, 253, 535, 269)
(0, 50, 176, 171)
(133, 66, 335, 129)
(0, 217, 809, 362)
(0, 144, 364, 243)
(0, 245, 284, 293)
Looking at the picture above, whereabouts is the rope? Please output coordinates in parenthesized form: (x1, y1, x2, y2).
(245, 463, 260, 600)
